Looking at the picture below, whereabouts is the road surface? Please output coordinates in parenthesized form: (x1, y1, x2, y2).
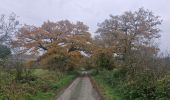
(55, 76, 100, 100)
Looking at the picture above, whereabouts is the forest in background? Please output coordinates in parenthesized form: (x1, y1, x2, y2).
(0, 8, 170, 100)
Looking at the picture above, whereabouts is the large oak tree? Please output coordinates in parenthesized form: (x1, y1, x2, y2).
(96, 8, 162, 59)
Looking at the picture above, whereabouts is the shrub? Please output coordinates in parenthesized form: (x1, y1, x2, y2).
(156, 73, 170, 99)
(96, 68, 170, 100)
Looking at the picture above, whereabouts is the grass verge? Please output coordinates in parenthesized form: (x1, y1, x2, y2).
(0, 68, 76, 100)
(92, 75, 123, 100)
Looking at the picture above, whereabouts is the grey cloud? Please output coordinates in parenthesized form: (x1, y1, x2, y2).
(0, 0, 169, 52)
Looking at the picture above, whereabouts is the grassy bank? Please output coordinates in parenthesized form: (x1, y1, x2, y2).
(93, 74, 123, 100)
(0, 68, 76, 100)
(93, 69, 170, 100)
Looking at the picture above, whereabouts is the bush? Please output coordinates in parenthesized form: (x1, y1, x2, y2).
(120, 71, 156, 100)
(156, 73, 170, 99)
(0, 68, 75, 100)
(96, 69, 126, 87)
(95, 69, 170, 100)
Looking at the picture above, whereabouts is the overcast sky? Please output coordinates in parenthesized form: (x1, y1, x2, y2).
(0, 0, 169, 52)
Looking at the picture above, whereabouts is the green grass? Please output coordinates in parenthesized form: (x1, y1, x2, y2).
(0, 68, 76, 100)
(33, 69, 49, 76)
(17, 91, 54, 100)
(93, 75, 123, 100)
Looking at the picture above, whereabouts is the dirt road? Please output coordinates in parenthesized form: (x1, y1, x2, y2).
(55, 76, 100, 100)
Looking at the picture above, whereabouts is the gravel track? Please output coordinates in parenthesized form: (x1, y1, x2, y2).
(55, 76, 100, 100)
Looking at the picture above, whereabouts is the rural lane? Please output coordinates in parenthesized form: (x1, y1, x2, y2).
(54, 76, 100, 100)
